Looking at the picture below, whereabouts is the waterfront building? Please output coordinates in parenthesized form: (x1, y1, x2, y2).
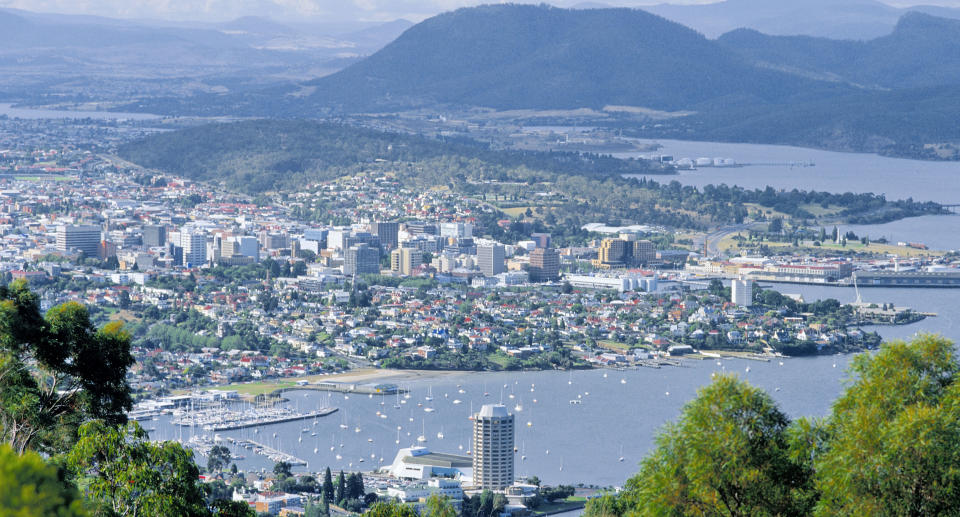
(472, 404, 514, 490)
(477, 244, 505, 277)
(384, 446, 473, 481)
(566, 273, 657, 293)
(56, 224, 101, 257)
(528, 247, 560, 282)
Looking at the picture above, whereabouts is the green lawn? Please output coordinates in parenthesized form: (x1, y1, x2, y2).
(534, 498, 587, 515)
(598, 340, 633, 352)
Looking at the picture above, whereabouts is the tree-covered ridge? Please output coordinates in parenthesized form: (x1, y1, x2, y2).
(118, 120, 944, 229)
(117, 119, 662, 194)
(718, 13, 960, 91)
(586, 334, 960, 517)
(301, 4, 837, 112)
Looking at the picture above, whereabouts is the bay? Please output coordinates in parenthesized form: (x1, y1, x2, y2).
(620, 139, 960, 204)
(0, 102, 161, 120)
(149, 354, 852, 488)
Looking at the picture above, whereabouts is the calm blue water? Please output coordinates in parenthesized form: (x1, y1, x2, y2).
(0, 103, 161, 120)
(150, 353, 854, 487)
(621, 139, 960, 204)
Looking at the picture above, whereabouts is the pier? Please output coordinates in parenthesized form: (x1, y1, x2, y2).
(173, 407, 338, 431)
(240, 439, 308, 466)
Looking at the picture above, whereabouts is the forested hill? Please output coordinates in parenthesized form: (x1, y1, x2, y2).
(718, 13, 960, 90)
(302, 4, 842, 112)
(116, 119, 663, 194)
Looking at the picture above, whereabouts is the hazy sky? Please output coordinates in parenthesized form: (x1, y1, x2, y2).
(1, 0, 959, 23)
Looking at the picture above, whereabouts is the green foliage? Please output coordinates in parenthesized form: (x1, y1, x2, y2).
(0, 281, 134, 454)
(462, 490, 507, 517)
(422, 494, 456, 517)
(210, 499, 254, 517)
(207, 445, 231, 474)
(367, 500, 418, 517)
(67, 420, 210, 517)
(117, 119, 659, 195)
(593, 335, 960, 517)
(813, 334, 960, 516)
(0, 443, 86, 516)
(621, 374, 813, 516)
(322, 467, 334, 504)
(305, 4, 824, 112)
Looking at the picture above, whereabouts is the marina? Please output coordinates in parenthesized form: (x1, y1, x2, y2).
(172, 405, 338, 432)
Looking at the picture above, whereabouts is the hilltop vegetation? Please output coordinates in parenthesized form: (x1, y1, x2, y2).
(118, 120, 945, 231)
(301, 4, 836, 112)
(116, 119, 662, 194)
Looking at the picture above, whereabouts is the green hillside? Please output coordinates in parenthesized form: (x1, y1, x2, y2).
(304, 4, 842, 112)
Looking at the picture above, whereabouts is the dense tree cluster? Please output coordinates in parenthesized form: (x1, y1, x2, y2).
(585, 334, 960, 517)
(0, 282, 253, 516)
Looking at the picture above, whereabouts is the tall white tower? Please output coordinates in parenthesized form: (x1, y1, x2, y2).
(472, 404, 515, 490)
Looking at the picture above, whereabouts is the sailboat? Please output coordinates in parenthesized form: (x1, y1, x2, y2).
(618, 445, 624, 463)
(437, 426, 445, 440)
(425, 386, 434, 402)
(417, 420, 427, 443)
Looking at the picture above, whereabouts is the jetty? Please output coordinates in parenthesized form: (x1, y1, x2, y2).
(240, 439, 308, 466)
(173, 406, 337, 431)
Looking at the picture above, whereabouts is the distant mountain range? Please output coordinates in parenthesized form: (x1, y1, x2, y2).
(0, 8, 411, 105)
(718, 13, 960, 90)
(645, 0, 960, 40)
(5, 3, 960, 159)
(273, 4, 958, 158)
(301, 4, 844, 112)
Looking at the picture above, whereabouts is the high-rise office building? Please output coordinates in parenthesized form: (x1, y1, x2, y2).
(344, 243, 380, 275)
(404, 221, 437, 236)
(595, 238, 631, 267)
(181, 229, 206, 267)
(530, 233, 551, 249)
(528, 247, 560, 282)
(390, 247, 423, 275)
(371, 222, 399, 250)
(477, 244, 505, 277)
(143, 225, 166, 247)
(472, 404, 515, 490)
(633, 240, 656, 265)
(732, 278, 753, 307)
(440, 222, 473, 239)
(56, 225, 101, 257)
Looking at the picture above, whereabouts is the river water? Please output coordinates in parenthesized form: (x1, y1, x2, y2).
(620, 138, 960, 204)
(0, 103, 161, 120)
(149, 353, 855, 488)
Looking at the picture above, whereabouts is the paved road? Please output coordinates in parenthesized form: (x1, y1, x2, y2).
(696, 223, 760, 256)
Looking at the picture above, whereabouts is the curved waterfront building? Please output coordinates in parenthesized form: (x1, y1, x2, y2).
(472, 404, 514, 489)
